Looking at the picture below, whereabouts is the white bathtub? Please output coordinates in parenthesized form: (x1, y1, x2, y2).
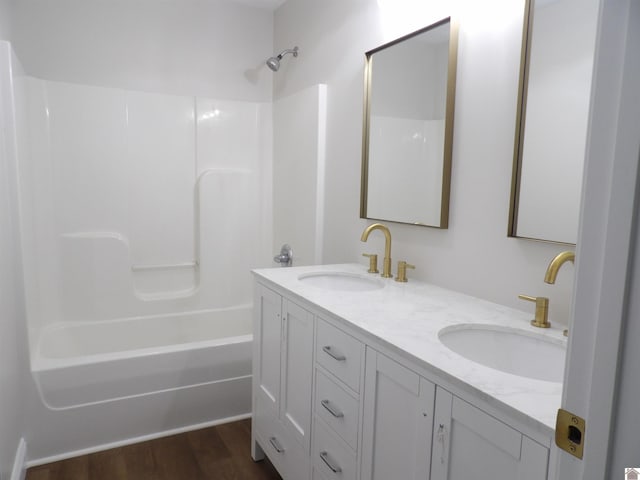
(32, 306, 253, 410)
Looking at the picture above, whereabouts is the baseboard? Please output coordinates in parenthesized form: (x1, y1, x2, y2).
(26, 412, 251, 468)
(10, 438, 26, 480)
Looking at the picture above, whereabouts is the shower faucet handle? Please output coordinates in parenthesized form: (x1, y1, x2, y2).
(273, 244, 293, 267)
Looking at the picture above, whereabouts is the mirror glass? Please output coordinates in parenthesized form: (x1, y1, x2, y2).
(509, 0, 598, 244)
(361, 18, 458, 228)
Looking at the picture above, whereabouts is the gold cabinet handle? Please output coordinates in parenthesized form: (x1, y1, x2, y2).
(518, 294, 551, 328)
(362, 253, 379, 273)
(395, 261, 415, 283)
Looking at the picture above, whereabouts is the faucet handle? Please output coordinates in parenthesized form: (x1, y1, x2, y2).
(395, 261, 415, 283)
(518, 294, 551, 328)
(362, 253, 379, 273)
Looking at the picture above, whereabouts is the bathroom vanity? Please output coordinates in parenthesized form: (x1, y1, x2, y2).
(251, 264, 565, 480)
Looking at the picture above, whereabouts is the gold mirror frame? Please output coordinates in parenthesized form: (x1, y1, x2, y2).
(509, 0, 541, 242)
(360, 17, 459, 228)
(509, 0, 593, 245)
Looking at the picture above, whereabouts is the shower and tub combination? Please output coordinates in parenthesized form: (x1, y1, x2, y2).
(16, 74, 273, 460)
(8, 39, 312, 461)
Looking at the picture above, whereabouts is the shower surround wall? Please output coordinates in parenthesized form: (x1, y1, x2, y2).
(0, 41, 29, 480)
(20, 78, 270, 335)
(17, 76, 272, 461)
(4, 0, 281, 466)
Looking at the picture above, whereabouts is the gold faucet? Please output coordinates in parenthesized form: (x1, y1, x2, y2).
(544, 251, 575, 284)
(361, 223, 393, 278)
(544, 250, 575, 336)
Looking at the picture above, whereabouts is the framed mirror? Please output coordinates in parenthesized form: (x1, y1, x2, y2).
(360, 17, 458, 228)
(509, 0, 598, 244)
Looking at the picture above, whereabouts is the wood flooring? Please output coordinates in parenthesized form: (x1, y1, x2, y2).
(26, 419, 281, 480)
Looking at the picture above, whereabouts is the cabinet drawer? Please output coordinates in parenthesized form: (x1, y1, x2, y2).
(315, 369, 359, 450)
(316, 319, 363, 392)
(255, 395, 311, 479)
(312, 418, 356, 480)
(255, 395, 287, 475)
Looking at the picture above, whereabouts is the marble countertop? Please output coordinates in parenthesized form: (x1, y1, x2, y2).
(253, 263, 565, 437)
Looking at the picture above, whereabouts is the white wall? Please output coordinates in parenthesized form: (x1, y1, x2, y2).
(273, 84, 326, 266)
(274, 0, 576, 326)
(0, 0, 13, 41)
(11, 0, 274, 101)
(0, 42, 29, 480)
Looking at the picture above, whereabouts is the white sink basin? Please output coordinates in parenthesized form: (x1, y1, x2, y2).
(298, 272, 384, 292)
(438, 324, 566, 383)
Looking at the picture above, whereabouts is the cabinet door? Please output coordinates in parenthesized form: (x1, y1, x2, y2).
(361, 348, 436, 480)
(431, 388, 549, 480)
(281, 299, 314, 451)
(254, 285, 283, 413)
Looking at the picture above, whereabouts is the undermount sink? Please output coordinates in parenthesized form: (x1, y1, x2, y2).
(298, 272, 384, 292)
(438, 324, 566, 383)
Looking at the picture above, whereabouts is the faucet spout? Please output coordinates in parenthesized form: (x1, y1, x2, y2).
(544, 251, 575, 284)
(361, 223, 393, 278)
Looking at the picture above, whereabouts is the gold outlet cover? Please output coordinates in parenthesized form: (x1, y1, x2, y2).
(555, 408, 585, 459)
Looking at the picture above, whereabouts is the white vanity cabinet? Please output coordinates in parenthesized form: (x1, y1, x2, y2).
(430, 388, 549, 480)
(360, 348, 435, 480)
(251, 272, 554, 480)
(252, 283, 314, 479)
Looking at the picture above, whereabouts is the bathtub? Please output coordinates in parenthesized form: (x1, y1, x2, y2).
(31, 306, 253, 410)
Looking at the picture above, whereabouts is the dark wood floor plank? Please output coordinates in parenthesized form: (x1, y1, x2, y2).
(59, 455, 90, 480)
(25, 420, 282, 480)
(238, 418, 252, 435)
(186, 426, 237, 479)
(217, 420, 281, 480)
(27, 454, 89, 480)
(151, 432, 207, 480)
(22, 467, 50, 480)
(121, 439, 158, 480)
(88, 447, 127, 480)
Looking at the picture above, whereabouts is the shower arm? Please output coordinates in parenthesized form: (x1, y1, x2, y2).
(277, 47, 298, 60)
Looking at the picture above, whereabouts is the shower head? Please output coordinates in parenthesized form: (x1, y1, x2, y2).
(266, 56, 280, 72)
(266, 46, 299, 72)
